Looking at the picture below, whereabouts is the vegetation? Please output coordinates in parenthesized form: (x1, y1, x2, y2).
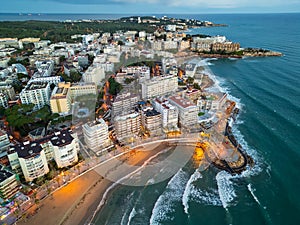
(60, 70, 82, 83)
(186, 76, 195, 84)
(108, 77, 122, 95)
(0, 20, 156, 43)
(4, 104, 58, 136)
(124, 77, 135, 84)
(198, 112, 205, 116)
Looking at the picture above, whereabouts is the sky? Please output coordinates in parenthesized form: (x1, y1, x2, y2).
(1, 0, 300, 14)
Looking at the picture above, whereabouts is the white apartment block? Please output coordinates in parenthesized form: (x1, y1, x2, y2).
(0, 84, 16, 100)
(30, 75, 62, 85)
(141, 107, 162, 136)
(0, 130, 10, 158)
(154, 98, 179, 130)
(0, 166, 19, 200)
(114, 112, 141, 140)
(0, 92, 8, 108)
(112, 92, 139, 117)
(35, 60, 54, 77)
(83, 65, 105, 85)
(8, 141, 49, 182)
(197, 93, 227, 112)
(51, 131, 79, 168)
(20, 82, 51, 110)
(82, 119, 110, 153)
(141, 75, 178, 99)
(168, 95, 199, 128)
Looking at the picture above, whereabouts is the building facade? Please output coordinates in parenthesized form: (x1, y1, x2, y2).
(114, 112, 141, 140)
(141, 75, 178, 99)
(82, 119, 110, 153)
(154, 98, 179, 130)
(112, 92, 139, 118)
(0, 166, 19, 200)
(20, 82, 51, 110)
(168, 95, 199, 128)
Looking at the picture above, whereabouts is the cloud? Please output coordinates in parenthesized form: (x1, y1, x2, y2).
(48, 0, 295, 8)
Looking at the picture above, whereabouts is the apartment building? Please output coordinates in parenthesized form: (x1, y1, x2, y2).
(83, 64, 105, 85)
(197, 92, 227, 112)
(0, 166, 19, 200)
(82, 119, 110, 153)
(8, 141, 49, 182)
(141, 75, 178, 99)
(0, 129, 10, 157)
(154, 98, 179, 130)
(114, 112, 141, 140)
(50, 131, 79, 168)
(141, 107, 162, 136)
(50, 83, 71, 114)
(20, 82, 51, 110)
(168, 95, 198, 128)
(112, 92, 139, 117)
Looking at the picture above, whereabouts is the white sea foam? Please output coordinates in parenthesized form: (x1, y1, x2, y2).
(216, 171, 236, 209)
(247, 184, 261, 205)
(150, 169, 188, 225)
(126, 207, 137, 225)
(182, 170, 203, 214)
(191, 188, 222, 206)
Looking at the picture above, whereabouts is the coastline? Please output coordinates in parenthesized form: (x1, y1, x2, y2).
(18, 143, 168, 225)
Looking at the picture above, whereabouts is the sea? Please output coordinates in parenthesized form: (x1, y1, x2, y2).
(1, 13, 300, 225)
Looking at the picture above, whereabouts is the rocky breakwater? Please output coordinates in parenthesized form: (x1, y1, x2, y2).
(243, 48, 283, 57)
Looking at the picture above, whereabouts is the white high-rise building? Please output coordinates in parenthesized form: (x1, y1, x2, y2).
(141, 75, 178, 99)
(154, 98, 179, 130)
(168, 95, 198, 128)
(0, 129, 10, 157)
(112, 92, 139, 117)
(51, 131, 79, 168)
(8, 141, 49, 182)
(114, 112, 141, 140)
(83, 65, 105, 85)
(20, 82, 51, 110)
(82, 119, 110, 153)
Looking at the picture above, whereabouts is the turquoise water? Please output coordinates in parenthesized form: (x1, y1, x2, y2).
(91, 13, 300, 225)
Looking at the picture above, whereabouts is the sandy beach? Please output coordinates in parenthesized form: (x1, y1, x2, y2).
(18, 142, 168, 225)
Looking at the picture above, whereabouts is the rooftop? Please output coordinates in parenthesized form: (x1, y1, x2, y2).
(25, 82, 48, 91)
(169, 95, 196, 109)
(0, 166, 15, 183)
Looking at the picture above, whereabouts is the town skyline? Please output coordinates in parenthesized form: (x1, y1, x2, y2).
(1, 0, 300, 14)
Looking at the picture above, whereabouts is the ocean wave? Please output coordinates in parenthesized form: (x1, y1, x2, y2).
(126, 207, 137, 225)
(149, 169, 188, 225)
(216, 171, 237, 209)
(247, 184, 261, 205)
(182, 170, 203, 214)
